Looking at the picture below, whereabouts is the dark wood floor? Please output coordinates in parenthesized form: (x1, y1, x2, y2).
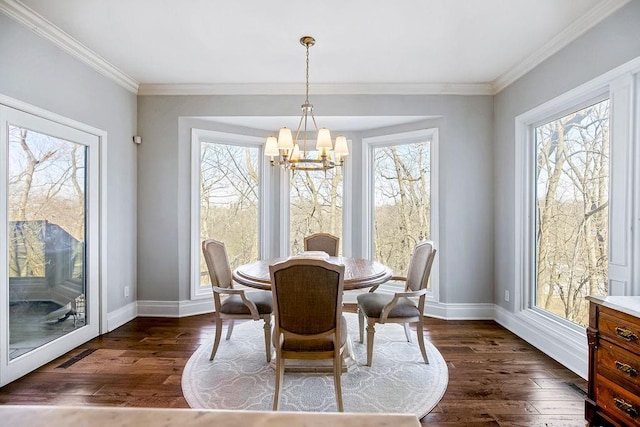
(0, 305, 588, 426)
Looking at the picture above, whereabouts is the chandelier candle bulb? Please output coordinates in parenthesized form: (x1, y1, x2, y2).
(264, 136, 279, 157)
(316, 128, 332, 150)
(291, 144, 301, 161)
(334, 135, 349, 161)
(277, 127, 293, 150)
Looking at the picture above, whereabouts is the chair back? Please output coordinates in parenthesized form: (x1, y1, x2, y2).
(269, 258, 345, 337)
(303, 233, 340, 256)
(406, 240, 437, 292)
(202, 239, 233, 289)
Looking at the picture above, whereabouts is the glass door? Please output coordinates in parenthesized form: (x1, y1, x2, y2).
(0, 105, 100, 385)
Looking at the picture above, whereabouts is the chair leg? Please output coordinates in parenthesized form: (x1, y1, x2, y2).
(366, 319, 376, 367)
(210, 316, 223, 361)
(358, 307, 364, 344)
(263, 315, 272, 363)
(333, 351, 344, 412)
(273, 352, 284, 411)
(225, 319, 235, 340)
(416, 320, 429, 364)
(403, 322, 412, 342)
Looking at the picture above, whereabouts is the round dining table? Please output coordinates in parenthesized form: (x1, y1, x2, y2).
(232, 255, 393, 373)
(232, 256, 393, 291)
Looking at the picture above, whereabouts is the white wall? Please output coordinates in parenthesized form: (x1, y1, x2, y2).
(0, 13, 138, 320)
(5, 0, 637, 328)
(2, 0, 638, 379)
(493, 1, 640, 312)
(137, 94, 494, 306)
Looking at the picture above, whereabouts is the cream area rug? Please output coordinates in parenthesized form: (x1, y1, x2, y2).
(181, 313, 448, 416)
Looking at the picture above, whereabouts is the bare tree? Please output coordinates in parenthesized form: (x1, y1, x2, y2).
(290, 167, 343, 255)
(8, 126, 86, 279)
(535, 100, 609, 326)
(199, 143, 259, 282)
(374, 142, 431, 275)
(12, 128, 57, 220)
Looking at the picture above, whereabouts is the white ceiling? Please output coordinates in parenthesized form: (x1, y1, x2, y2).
(2, 0, 629, 95)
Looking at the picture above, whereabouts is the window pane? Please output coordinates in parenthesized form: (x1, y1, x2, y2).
(373, 142, 431, 276)
(8, 125, 87, 359)
(290, 169, 343, 255)
(535, 99, 609, 327)
(199, 142, 259, 288)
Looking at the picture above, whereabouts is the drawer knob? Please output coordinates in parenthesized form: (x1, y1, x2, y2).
(615, 327, 638, 342)
(615, 361, 638, 377)
(614, 397, 638, 418)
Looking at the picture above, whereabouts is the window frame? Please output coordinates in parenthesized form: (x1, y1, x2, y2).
(189, 128, 268, 299)
(362, 128, 440, 302)
(529, 93, 611, 332)
(514, 63, 639, 372)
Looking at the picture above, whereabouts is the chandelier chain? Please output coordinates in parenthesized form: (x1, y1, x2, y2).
(305, 43, 310, 104)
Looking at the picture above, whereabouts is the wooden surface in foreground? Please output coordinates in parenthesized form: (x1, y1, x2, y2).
(0, 305, 588, 426)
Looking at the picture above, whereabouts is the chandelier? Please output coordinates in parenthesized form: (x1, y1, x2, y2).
(264, 36, 348, 172)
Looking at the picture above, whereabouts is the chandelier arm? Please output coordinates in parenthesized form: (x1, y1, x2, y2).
(310, 112, 320, 132)
(304, 109, 310, 155)
(293, 113, 305, 148)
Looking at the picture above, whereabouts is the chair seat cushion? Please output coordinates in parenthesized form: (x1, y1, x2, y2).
(219, 291, 273, 315)
(357, 293, 420, 319)
(282, 315, 348, 352)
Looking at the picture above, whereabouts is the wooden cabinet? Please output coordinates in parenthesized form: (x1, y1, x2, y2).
(587, 296, 640, 426)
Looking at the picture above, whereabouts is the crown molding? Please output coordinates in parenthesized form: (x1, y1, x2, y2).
(2, 0, 490, 98)
(137, 82, 495, 96)
(2, 0, 628, 97)
(493, 0, 631, 93)
(0, 0, 139, 93)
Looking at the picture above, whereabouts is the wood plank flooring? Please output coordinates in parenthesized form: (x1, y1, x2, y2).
(0, 306, 588, 426)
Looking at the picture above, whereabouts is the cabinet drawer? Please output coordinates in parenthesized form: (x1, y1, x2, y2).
(598, 341, 640, 391)
(595, 374, 640, 426)
(599, 310, 640, 354)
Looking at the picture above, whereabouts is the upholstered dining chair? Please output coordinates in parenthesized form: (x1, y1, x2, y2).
(303, 233, 340, 256)
(357, 240, 436, 367)
(202, 239, 272, 363)
(269, 258, 346, 412)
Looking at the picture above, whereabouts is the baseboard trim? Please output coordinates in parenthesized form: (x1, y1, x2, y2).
(134, 298, 494, 320)
(133, 299, 493, 320)
(106, 302, 137, 332)
(425, 301, 495, 320)
(110, 300, 587, 378)
(136, 299, 214, 318)
(494, 305, 588, 379)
